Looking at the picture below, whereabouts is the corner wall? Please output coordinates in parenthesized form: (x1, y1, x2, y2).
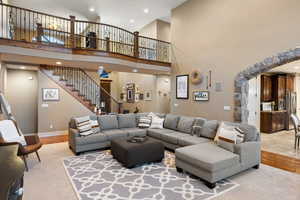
(171, 0, 300, 121)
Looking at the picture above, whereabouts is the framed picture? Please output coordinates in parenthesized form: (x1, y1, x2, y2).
(176, 75, 189, 99)
(139, 93, 144, 100)
(135, 94, 140, 102)
(145, 90, 152, 101)
(193, 91, 209, 101)
(42, 88, 59, 101)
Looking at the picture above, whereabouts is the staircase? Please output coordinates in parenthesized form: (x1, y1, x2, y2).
(41, 65, 122, 113)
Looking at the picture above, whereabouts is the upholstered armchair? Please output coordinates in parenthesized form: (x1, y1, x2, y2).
(0, 120, 42, 171)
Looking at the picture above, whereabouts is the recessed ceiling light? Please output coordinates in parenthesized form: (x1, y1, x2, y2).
(89, 7, 95, 12)
(132, 69, 138, 73)
(130, 19, 135, 23)
(20, 66, 26, 69)
(144, 8, 149, 14)
(56, 61, 62, 65)
(294, 66, 300, 69)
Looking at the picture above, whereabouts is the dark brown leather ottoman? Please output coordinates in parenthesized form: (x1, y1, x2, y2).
(111, 137, 164, 168)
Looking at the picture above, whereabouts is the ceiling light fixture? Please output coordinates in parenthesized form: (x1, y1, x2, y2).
(56, 61, 62, 65)
(130, 19, 135, 23)
(20, 66, 26, 69)
(132, 69, 138, 73)
(89, 7, 95, 12)
(144, 8, 149, 14)
(294, 66, 300, 69)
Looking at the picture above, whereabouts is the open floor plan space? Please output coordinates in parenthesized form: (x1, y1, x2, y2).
(1, 0, 300, 200)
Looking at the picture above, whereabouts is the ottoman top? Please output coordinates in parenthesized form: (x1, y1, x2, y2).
(111, 137, 163, 150)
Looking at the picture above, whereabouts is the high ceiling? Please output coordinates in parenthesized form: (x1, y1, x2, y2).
(8, 0, 187, 32)
(269, 60, 300, 74)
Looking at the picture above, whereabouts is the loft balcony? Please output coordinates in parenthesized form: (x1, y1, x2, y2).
(0, 3, 171, 72)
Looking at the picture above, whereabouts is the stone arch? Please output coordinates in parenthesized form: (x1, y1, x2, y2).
(234, 47, 300, 123)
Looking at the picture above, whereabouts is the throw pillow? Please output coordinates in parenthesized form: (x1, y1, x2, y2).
(138, 116, 152, 128)
(200, 120, 219, 139)
(215, 122, 245, 152)
(177, 116, 195, 134)
(149, 117, 164, 129)
(75, 116, 93, 136)
(164, 114, 180, 130)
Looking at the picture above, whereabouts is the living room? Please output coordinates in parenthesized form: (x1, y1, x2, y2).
(0, 0, 300, 200)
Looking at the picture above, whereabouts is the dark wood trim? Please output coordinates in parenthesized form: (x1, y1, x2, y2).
(40, 135, 68, 144)
(261, 150, 300, 174)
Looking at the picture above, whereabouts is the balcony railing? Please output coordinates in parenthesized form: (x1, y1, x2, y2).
(0, 3, 171, 63)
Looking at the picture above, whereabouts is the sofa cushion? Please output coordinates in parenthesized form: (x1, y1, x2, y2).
(147, 128, 174, 139)
(177, 116, 195, 134)
(75, 132, 108, 145)
(120, 128, 147, 137)
(164, 114, 180, 130)
(160, 131, 188, 145)
(200, 120, 219, 139)
(150, 117, 164, 129)
(102, 129, 128, 140)
(98, 115, 119, 130)
(118, 114, 137, 128)
(178, 135, 211, 146)
(175, 143, 240, 172)
(221, 122, 259, 142)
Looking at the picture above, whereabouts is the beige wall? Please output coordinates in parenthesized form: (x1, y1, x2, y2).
(139, 19, 171, 42)
(170, 0, 300, 121)
(0, 61, 7, 93)
(85, 70, 171, 114)
(157, 20, 171, 42)
(38, 71, 92, 133)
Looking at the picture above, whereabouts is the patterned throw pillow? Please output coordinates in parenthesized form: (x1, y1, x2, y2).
(75, 116, 94, 137)
(138, 116, 152, 128)
(216, 122, 245, 152)
(149, 117, 164, 129)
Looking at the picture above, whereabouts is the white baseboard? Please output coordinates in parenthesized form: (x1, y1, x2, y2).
(38, 130, 67, 138)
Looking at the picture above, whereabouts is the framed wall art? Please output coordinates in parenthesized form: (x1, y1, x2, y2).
(176, 75, 189, 99)
(42, 88, 59, 101)
(144, 90, 152, 101)
(193, 91, 209, 101)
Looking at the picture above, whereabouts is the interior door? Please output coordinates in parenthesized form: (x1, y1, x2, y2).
(6, 69, 38, 134)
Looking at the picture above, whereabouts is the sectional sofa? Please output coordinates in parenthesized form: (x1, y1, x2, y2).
(68, 113, 261, 188)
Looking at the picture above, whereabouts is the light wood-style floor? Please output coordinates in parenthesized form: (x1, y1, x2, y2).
(41, 133, 300, 174)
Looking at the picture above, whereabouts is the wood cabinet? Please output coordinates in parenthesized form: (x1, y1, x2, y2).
(261, 75, 273, 102)
(273, 75, 286, 110)
(286, 74, 295, 92)
(260, 111, 286, 133)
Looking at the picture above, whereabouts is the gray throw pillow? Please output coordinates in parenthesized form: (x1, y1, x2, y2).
(177, 116, 195, 134)
(98, 115, 119, 130)
(164, 114, 180, 130)
(200, 120, 219, 139)
(118, 114, 137, 128)
(238, 124, 260, 142)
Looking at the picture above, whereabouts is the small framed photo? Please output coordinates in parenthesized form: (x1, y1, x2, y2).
(176, 75, 189, 99)
(193, 91, 209, 101)
(145, 90, 152, 101)
(42, 88, 59, 101)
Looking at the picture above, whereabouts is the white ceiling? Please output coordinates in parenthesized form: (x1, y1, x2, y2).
(8, 0, 187, 32)
(269, 60, 300, 74)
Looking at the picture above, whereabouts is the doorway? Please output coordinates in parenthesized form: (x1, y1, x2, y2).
(100, 80, 112, 113)
(6, 68, 38, 134)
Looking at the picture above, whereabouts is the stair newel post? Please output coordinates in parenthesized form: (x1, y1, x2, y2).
(133, 31, 139, 58)
(105, 37, 110, 52)
(69, 15, 76, 48)
(36, 23, 43, 43)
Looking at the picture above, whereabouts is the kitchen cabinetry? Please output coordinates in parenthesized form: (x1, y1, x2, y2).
(260, 111, 287, 133)
(286, 74, 295, 92)
(261, 75, 273, 102)
(273, 75, 286, 110)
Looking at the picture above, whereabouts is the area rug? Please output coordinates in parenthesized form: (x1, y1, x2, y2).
(63, 151, 239, 200)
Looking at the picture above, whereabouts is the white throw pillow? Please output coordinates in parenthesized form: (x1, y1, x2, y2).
(138, 116, 152, 128)
(0, 120, 27, 146)
(75, 116, 94, 136)
(149, 117, 164, 129)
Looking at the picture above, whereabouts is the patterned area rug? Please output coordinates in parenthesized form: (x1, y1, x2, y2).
(63, 151, 239, 200)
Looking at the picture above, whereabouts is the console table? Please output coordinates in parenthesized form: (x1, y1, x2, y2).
(0, 143, 25, 200)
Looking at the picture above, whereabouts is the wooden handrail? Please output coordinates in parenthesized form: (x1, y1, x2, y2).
(0, 2, 171, 63)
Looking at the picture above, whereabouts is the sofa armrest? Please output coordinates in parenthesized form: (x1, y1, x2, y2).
(234, 141, 261, 166)
(69, 128, 80, 137)
(192, 126, 202, 136)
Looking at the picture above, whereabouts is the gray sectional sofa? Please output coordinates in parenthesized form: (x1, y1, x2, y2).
(68, 113, 261, 189)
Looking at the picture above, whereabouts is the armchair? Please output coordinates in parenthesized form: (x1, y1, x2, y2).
(0, 120, 42, 171)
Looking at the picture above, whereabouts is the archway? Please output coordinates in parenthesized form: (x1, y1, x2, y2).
(234, 47, 300, 123)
